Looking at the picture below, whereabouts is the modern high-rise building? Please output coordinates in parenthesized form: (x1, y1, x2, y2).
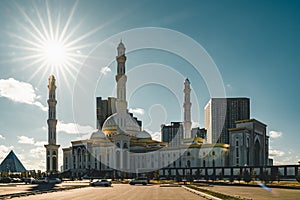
(204, 98, 250, 144)
(161, 122, 183, 146)
(96, 97, 117, 129)
(96, 96, 142, 129)
(45, 75, 60, 172)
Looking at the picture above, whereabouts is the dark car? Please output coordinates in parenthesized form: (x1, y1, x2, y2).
(90, 179, 112, 187)
(0, 177, 12, 183)
(129, 177, 148, 185)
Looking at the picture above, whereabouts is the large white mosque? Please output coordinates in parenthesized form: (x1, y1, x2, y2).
(61, 41, 230, 178)
(58, 41, 268, 177)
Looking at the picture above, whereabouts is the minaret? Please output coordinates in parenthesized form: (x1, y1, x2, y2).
(116, 40, 127, 109)
(44, 75, 60, 172)
(115, 41, 128, 131)
(183, 78, 192, 138)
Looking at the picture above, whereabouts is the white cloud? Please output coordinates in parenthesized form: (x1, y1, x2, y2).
(0, 134, 5, 140)
(144, 129, 161, 141)
(18, 136, 35, 144)
(100, 66, 111, 75)
(129, 108, 145, 115)
(192, 121, 200, 128)
(269, 130, 282, 139)
(57, 121, 95, 134)
(0, 78, 47, 111)
(29, 147, 45, 158)
(34, 141, 47, 146)
(269, 149, 285, 157)
(0, 145, 14, 159)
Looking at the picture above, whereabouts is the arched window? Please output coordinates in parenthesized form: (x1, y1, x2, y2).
(52, 156, 57, 170)
(187, 152, 191, 156)
(116, 142, 120, 148)
(123, 143, 128, 149)
(187, 160, 191, 168)
(116, 151, 120, 169)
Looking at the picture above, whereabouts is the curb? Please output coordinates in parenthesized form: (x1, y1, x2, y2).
(182, 186, 223, 200)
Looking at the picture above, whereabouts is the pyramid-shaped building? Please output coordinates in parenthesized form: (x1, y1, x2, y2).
(0, 150, 26, 172)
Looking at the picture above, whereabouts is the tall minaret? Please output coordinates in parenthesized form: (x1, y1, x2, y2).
(44, 75, 60, 172)
(183, 78, 192, 138)
(115, 41, 128, 131)
(115, 41, 127, 110)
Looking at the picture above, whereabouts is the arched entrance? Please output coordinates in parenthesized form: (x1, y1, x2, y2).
(254, 139, 260, 166)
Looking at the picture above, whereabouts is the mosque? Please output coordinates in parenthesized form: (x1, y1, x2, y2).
(62, 41, 230, 178)
(61, 41, 268, 177)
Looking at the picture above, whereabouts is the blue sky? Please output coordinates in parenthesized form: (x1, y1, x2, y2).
(0, 0, 299, 170)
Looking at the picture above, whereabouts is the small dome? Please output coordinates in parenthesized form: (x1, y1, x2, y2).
(90, 129, 106, 140)
(102, 112, 141, 136)
(136, 130, 152, 139)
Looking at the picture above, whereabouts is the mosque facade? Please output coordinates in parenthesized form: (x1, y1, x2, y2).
(62, 42, 268, 178)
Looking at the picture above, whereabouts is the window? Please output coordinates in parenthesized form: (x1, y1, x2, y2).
(187, 152, 191, 156)
(246, 137, 249, 147)
(116, 142, 120, 148)
(203, 160, 206, 167)
(123, 143, 128, 149)
(236, 137, 239, 146)
(212, 159, 215, 167)
(187, 160, 191, 168)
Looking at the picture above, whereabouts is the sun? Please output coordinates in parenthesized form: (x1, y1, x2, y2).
(43, 40, 67, 67)
(6, 1, 101, 90)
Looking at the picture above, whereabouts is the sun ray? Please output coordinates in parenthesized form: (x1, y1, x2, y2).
(33, 2, 50, 41)
(58, 0, 79, 43)
(6, 0, 104, 93)
(14, 2, 48, 43)
(45, 1, 54, 41)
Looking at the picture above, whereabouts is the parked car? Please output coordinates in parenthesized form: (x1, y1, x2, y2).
(23, 177, 35, 184)
(90, 179, 112, 187)
(48, 178, 61, 184)
(129, 177, 148, 185)
(33, 177, 49, 184)
(0, 177, 11, 183)
(11, 178, 22, 183)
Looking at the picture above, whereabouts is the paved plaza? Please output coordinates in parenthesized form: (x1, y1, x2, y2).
(14, 184, 205, 200)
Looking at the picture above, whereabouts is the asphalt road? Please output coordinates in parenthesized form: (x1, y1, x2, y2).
(206, 185, 300, 200)
(16, 184, 206, 200)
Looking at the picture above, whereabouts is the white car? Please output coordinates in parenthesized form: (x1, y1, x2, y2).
(33, 177, 48, 184)
(90, 179, 112, 187)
